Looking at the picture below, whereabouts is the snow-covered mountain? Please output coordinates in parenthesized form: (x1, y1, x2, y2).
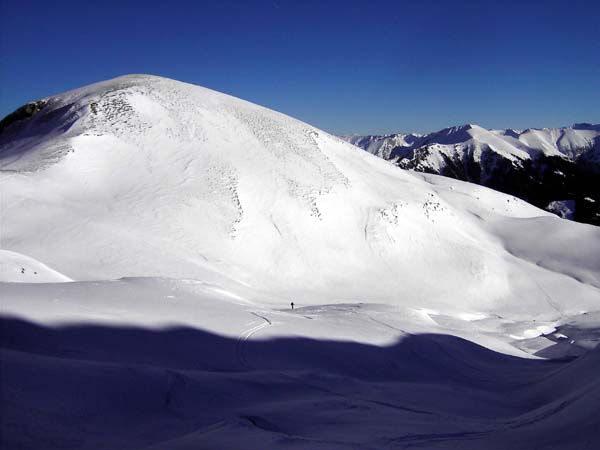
(1, 75, 599, 449)
(342, 124, 600, 225)
(2, 75, 599, 311)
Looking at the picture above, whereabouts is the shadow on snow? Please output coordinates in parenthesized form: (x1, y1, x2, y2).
(1, 317, 599, 450)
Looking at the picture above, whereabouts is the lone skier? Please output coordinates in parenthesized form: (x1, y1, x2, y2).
(291, 302, 294, 310)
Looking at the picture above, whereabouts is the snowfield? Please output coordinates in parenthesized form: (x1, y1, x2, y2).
(1, 75, 599, 449)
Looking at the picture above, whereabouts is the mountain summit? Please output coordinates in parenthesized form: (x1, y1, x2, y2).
(1, 75, 599, 316)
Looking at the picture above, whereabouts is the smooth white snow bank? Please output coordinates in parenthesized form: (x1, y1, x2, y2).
(0, 249, 72, 283)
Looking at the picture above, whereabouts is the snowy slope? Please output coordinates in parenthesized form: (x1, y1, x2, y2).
(342, 124, 600, 225)
(2, 279, 600, 449)
(0, 249, 71, 283)
(1, 75, 600, 449)
(2, 74, 599, 316)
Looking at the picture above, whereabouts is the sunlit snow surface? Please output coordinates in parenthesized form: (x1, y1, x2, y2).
(342, 123, 600, 165)
(1, 75, 599, 449)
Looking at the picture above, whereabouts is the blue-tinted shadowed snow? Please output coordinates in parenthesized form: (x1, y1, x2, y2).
(1, 317, 599, 450)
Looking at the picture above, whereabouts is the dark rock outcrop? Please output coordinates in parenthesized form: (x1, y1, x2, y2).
(0, 100, 47, 134)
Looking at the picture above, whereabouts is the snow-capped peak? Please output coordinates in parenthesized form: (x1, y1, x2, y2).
(1, 75, 599, 317)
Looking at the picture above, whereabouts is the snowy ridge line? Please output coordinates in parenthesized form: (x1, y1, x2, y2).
(341, 123, 600, 225)
(341, 123, 600, 162)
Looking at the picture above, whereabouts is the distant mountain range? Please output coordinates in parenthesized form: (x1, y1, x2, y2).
(341, 124, 600, 225)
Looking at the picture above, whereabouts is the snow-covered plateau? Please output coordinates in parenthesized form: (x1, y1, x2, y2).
(1, 75, 599, 449)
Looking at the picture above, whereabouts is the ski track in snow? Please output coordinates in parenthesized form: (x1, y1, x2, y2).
(236, 312, 273, 368)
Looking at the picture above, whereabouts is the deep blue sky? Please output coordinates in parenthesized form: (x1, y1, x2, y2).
(1, 0, 599, 134)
